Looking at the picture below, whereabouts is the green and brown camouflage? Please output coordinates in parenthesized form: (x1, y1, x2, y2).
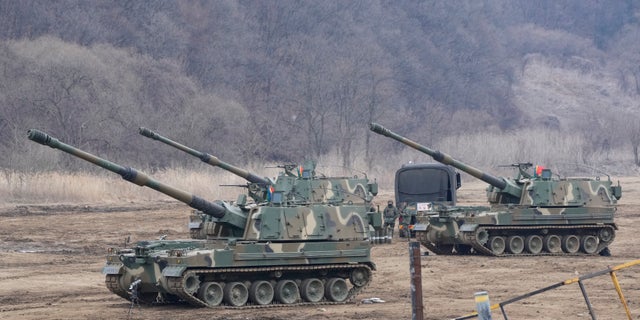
(28, 129, 379, 307)
(370, 123, 621, 256)
(139, 127, 377, 206)
(187, 163, 382, 241)
(271, 159, 379, 206)
(137, 128, 381, 240)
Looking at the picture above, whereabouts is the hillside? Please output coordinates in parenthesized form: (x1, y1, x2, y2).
(515, 55, 638, 128)
(1, 1, 639, 174)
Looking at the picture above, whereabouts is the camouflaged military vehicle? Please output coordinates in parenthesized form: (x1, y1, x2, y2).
(28, 129, 380, 307)
(370, 123, 621, 256)
(138, 127, 383, 242)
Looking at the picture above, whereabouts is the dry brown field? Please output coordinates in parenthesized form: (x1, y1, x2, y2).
(1, 177, 639, 320)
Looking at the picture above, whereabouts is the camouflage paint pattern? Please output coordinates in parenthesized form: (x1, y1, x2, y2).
(28, 129, 380, 307)
(189, 160, 380, 240)
(137, 128, 379, 240)
(103, 237, 372, 298)
(370, 123, 621, 256)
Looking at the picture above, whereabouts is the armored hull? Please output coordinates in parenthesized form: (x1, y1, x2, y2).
(104, 203, 376, 307)
(104, 238, 373, 307)
(415, 204, 616, 256)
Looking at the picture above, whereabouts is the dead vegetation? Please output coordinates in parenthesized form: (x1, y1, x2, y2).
(1, 178, 639, 319)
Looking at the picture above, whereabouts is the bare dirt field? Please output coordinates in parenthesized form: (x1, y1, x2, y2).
(1, 178, 639, 320)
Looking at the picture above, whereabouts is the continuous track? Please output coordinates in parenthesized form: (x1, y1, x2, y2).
(107, 264, 372, 309)
(417, 224, 615, 257)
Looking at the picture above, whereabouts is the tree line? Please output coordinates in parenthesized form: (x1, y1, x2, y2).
(1, 0, 640, 173)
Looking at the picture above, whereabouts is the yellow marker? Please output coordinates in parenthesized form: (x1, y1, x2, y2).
(474, 291, 492, 320)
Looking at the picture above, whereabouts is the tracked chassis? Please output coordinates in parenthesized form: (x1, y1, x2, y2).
(417, 224, 615, 256)
(103, 239, 375, 308)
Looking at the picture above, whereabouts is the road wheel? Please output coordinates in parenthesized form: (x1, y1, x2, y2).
(300, 278, 324, 302)
(349, 268, 370, 287)
(325, 278, 349, 302)
(598, 228, 614, 242)
(249, 280, 274, 305)
(506, 236, 524, 254)
(561, 235, 580, 254)
(183, 273, 201, 295)
(223, 282, 248, 306)
(488, 236, 505, 255)
(581, 235, 599, 254)
(275, 279, 299, 304)
(198, 282, 223, 307)
(524, 235, 543, 254)
(543, 235, 562, 253)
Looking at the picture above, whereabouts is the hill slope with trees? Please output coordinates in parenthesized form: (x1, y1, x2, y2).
(1, 0, 640, 174)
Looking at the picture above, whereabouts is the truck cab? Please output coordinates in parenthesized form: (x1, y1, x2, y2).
(395, 163, 460, 237)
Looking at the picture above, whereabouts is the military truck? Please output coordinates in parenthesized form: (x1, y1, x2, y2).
(395, 163, 460, 238)
(28, 129, 380, 307)
(370, 123, 621, 256)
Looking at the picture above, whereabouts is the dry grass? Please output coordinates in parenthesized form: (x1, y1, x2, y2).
(371, 127, 639, 179)
(0, 169, 258, 205)
(1, 144, 401, 207)
(3, 139, 638, 207)
(4, 167, 637, 207)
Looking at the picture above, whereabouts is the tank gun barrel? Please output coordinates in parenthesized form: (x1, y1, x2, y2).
(369, 123, 507, 190)
(27, 129, 229, 218)
(139, 127, 270, 185)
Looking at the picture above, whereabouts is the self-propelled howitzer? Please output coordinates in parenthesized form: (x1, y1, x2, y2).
(140, 126, 379, 209)
(138, 128, 382, 240)
(370, 123, 621, 256)
(28, 129, 377, 307)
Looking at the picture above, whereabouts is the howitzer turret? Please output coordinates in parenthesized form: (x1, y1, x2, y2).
(139, 127, 381, 240)
(27, 129, 246, 231)
(140, 127, 380, 207)
(370, 122, 620, 257)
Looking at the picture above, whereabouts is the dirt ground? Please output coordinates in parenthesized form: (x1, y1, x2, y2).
(1, 178, 639, 320)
